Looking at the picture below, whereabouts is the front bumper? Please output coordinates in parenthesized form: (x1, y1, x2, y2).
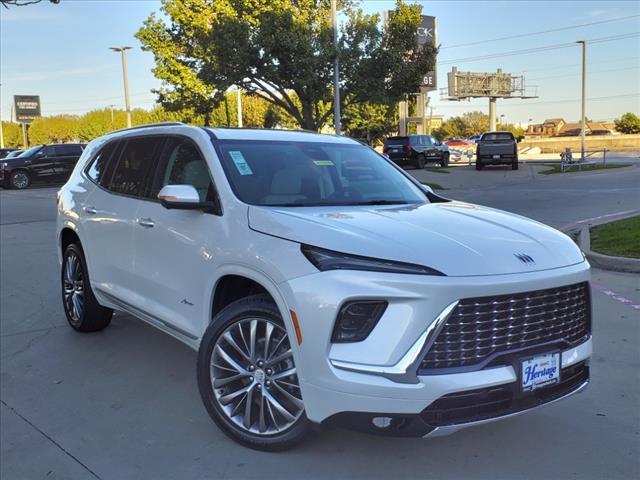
(279, 261, 591, 430)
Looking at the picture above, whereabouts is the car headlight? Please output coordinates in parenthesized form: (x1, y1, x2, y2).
(301, 244, 445, 276)
(0, 162, 7, 169)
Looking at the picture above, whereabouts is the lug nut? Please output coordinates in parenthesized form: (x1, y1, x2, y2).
(266, 380, 271, 387)
(266, 368, 273, 375)
(257, 360, 264, 367)
(256, 384, 262, 389)
(248, 365, 255, 371)
(249, 376, 254, 381)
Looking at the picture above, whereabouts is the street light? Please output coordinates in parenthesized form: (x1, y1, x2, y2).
(110, 46, 133, 128)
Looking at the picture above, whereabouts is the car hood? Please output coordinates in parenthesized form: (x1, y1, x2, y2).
(248, 202, 584, 277)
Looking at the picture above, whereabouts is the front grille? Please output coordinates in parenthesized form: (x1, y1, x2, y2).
(421, 361, 589, 427)
(420, 282, 591, 371)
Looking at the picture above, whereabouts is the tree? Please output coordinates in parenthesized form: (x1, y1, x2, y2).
(137, 0, 436, 131)
(342, 102, 397, 145)
(28, 115, 80, 145)
(614, 112, 640, 134)
(1, 122, 23, 148)
(1, 0, 59, 7)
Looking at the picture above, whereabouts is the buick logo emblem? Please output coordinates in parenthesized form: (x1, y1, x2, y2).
(515, 253, 535, 264)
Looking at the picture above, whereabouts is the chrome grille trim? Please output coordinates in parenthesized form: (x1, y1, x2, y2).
(420, 282, 591, 371)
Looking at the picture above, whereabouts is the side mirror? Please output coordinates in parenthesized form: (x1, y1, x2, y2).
(421, 184, 434, 194)
(158, 184, 218, 213)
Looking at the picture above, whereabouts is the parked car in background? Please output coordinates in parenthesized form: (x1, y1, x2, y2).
(383, 134, 450, 168)
(0, 143, 85, 189)
(0, 148, 21, 159)
(444, 138, 473, 148)
(475, 131, 519, 170)
(4, 150, 24, 158)
(467, 134, 482, 144)
(57, 124, 591, 450)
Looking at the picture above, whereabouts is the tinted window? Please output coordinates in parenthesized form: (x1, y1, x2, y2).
(481, 132, 514, 141)
(384, 137, 409, 146)
(216, 140, 426, 207)
(109, 136, 164, 197)
(55, 145, 82, 156)
(17, 146, 43, 157)
(41, 146, 56, 157)
(147, 137, 214, 202)
(86, 142, 118, 187)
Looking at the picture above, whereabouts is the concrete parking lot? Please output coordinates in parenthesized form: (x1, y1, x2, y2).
(1, 164, 639, 480)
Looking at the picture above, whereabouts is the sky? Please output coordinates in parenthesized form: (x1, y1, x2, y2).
(1, 0, 639, 125)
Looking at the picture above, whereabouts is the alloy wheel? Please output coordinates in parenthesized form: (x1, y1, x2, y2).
(210, 318, 303, 435)
(12, 172, 29, 189)
(63, 252, 85, 323)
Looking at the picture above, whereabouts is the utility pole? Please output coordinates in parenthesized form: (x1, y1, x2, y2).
(0, 87, 4, 149)
(109, 104, 115, 128)
(489, 98, 497, 131)
(110, 46, 133, 128)
(237, 88, 243, 128)
(577, 40, 587, 162)
(331, 0, 341, 134)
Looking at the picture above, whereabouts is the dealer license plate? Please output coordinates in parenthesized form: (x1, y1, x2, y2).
(492, 154, 500, 159)
(521, 352, 561, 392)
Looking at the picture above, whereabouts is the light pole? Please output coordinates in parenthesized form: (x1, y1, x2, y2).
(110, 46, 133, 128)
(237, 88, 243, 128)
(577, 40, 587, 162)
(331, 0, 341, 134)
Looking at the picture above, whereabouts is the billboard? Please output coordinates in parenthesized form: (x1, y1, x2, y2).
(447, 68, 515, 98)
(417, 15, 437, 92)
(14, 95, 41, 123)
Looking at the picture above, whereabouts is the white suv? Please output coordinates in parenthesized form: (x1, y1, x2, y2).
(56, 123, 592, 450)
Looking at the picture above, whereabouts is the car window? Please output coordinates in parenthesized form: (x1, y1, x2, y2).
(86, 141, 118, 188)
(481, 133, 514, 141)
(109, 136, 164, 197)
(53, 145, 79, 156)
(216, 140, 426, 207)
(147, 137, 214, 202)
(41, 146, 56, 157)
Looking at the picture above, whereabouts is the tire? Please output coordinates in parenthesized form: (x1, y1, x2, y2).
(61, 243, 113, 332)
(197, 294, 309, 451)
(441, 153, 449, 168)
(415, 154, 426, 169)
(9, 170, 30, 189)
(512, 159, 519, 170)
(475, 160, 483, 170)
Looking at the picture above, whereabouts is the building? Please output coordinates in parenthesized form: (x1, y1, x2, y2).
(526, 118, 616, 138)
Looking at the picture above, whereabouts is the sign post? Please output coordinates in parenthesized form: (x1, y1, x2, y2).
(14, 95, 41, 149)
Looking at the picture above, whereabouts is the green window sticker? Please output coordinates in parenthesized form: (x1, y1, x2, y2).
(313, 160, 335, 166)
(229, 150, 253, 175)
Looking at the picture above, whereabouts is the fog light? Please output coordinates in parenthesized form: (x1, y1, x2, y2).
(331, 301, 387, 343)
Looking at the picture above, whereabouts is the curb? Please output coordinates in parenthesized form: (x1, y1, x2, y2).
(575, 222, 640, 274)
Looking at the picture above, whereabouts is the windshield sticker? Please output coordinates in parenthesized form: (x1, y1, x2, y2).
(229, 151, 253, 175)
(313, 160, 334, 166)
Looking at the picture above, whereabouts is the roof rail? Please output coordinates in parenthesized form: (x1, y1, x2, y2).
(111, 122, 186, 134)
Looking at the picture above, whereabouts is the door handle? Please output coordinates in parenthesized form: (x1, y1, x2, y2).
(137, 217, 155, 228)
(83, 206, 97, 214)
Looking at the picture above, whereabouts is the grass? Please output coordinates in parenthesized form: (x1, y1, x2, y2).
(539, 163, 631, 175)
(422, 182, 445, 191)
(590, 216, 640, 259)
(425, 167, 450, 174)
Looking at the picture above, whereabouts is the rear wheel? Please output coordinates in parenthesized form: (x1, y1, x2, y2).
(197, 294, 308, 451)
(61, 244, 113, 332)
(475, 160, 483, 170)
(512, 159, 519, 170)
(10, 170, 30, 189)
(441, 153, 449, 168)
(415, 154, 426, 169)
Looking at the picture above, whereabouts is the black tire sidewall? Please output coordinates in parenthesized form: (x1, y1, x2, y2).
(197, 295, 309, 451)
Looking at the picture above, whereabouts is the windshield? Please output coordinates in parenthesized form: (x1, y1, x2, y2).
(18, 145, 43, 157)
(216, 140, 426, 207)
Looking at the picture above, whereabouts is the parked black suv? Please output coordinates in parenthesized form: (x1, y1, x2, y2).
(383, 135, 449, 168)
(0, 148, 21, 159)
(0, 143, 85, 189)
(475, 132, 519, 170)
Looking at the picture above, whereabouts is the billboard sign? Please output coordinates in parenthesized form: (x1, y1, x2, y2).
(14, 95, 41, 123)
(417, 16, 437, 92)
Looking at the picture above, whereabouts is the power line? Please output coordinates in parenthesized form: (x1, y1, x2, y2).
(44, 92, 155, 106)
(437, 93, 639, 108)
(441, 14, 640, 49)
(528, 66, 640, 82)
(438, 32, 640, 65)
(519, 56, 640, 74)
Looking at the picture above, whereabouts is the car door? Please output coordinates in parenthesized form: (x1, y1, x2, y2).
(28, 146, 58, 182)
(132, 135, 221, 339)
(81, 136, 164, 305)
(54, 144, 84, 181)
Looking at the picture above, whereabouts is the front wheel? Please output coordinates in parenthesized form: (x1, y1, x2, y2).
(441, 153, 449, 168)
(197, 294, 309, 451)
(415, 154, 426, 169)
(10, 170, 30, 189)
(475, 160, 483, 170)
(61, 244, 113, 332)
(512, 159, 519, 170)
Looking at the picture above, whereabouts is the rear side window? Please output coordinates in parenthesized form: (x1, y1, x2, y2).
(55, 145, 83, 156)
(385, 137, 408, 146)
(109, 136, 165, 197)
(147, 137, 214, 202)
(86, 141, 118, 187)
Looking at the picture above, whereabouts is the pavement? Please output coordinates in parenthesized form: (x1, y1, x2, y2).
(1, 164, 639, 480)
